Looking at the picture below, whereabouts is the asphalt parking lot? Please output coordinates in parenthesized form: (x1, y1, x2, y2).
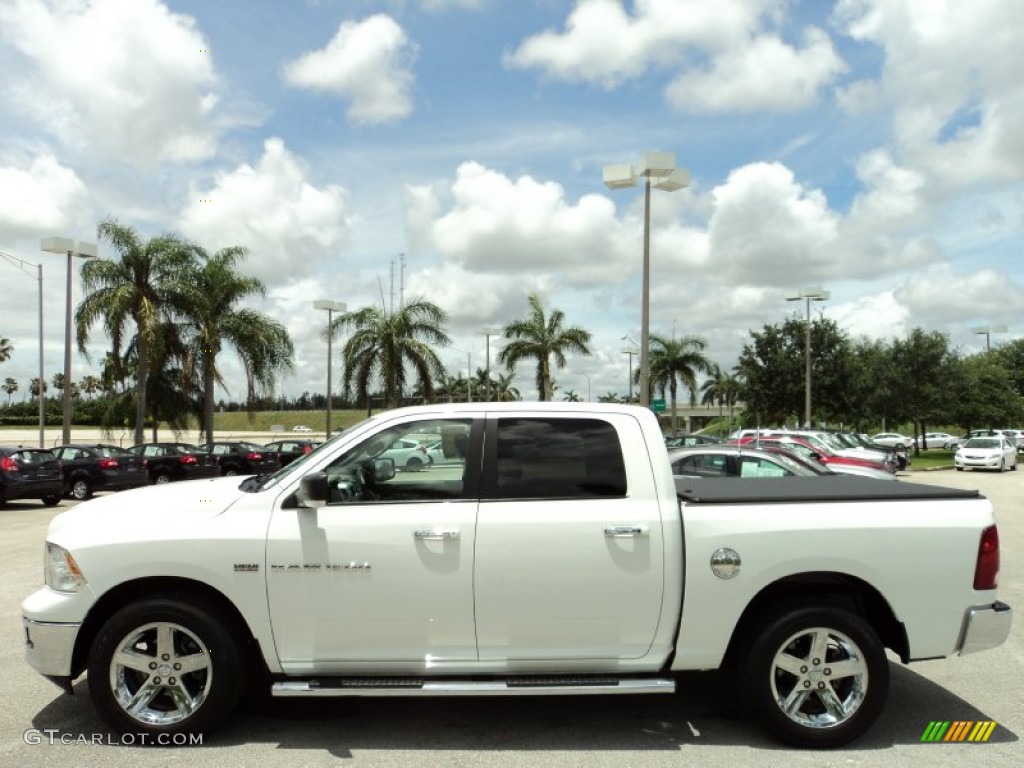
(1, 468, 1020, 767)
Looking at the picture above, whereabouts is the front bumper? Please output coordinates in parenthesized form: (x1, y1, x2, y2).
(958, 601, 1012, 655)
(24, 616, 81, 687)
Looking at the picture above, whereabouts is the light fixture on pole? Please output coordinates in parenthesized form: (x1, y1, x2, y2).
(972, 324, 1007, 352)
(786, 287, 830, 428)
(479, 327, 501, 402)
(618, 337, 634, 409)
(604, 152, 689, 408)
(41, 237, 97, 445)
(313, 300, 347, 435)
(1, 250, 45, 447)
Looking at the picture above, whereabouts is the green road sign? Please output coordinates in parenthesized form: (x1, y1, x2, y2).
(650, 399, 666, 412)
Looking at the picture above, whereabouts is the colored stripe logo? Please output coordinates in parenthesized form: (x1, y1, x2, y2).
(921, 721, 997, 742)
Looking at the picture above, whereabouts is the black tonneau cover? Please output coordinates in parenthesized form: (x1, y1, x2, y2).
(675, 475, 982, 504)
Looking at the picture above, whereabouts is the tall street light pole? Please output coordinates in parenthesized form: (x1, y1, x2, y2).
(313, 300, 346, 435)
(972, 324, 1007, 352)
(1, 251, 45, 447)
(604, 152, 689, 408)
(479, 327, 501, 402)
(786, 288, 829, 428)
(41, 237, 97, 445)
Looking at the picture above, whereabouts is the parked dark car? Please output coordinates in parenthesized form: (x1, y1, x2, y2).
(126, 443, 221, 485)
(263, 439, 320, 467)
(199, 441, 282, 476)
(52, 444, 150, 500)
(664, 433, 722, 448)
(0, 447, 64, 507)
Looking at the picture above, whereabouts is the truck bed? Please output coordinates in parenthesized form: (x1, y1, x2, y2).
(675, 475, 982, 503)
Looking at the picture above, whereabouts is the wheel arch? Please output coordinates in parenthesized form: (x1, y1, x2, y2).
(722, 571, 910, 667)
(71, 576, 267, 680)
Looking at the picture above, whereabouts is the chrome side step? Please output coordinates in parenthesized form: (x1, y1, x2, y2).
(272, 676, 676, 698)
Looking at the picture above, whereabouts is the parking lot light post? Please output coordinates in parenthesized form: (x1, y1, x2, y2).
(604, 153, 689, 408)
(786, 288, 829, 428)
(972, 324, 1007, 352)
(479, 327, 501, 402)
(313, 300, 347, 435)
(0, 251, 45, 447)
(41, 237, 97, 445)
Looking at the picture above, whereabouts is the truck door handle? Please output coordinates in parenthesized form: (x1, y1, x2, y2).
(604, 525, 649, 538)
(414, 529, 460, 541)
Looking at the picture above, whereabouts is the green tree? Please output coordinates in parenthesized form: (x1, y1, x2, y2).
(29, 377, 47, 399)
(737, 317, 852, 426)
(332, 298, 450, 410)
(2, 376, 17, 405)
(490, 372, 520, 402)
(889, 329, 958, 449)
(499, 293, 592, 401)
(180, 246, 294, 443)
(562, 388, 581, 402)
(700, 363, 742, 436)
(79, 374, 101, 399)
(0, 337, 11, 363)
(648, 334, 710, 435)
(76, 219, 198, 445)
(948, 355, 1024, 431)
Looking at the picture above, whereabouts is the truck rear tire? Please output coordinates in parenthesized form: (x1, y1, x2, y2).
(87, 596, 245, 736)
(736, 604, 888, 748)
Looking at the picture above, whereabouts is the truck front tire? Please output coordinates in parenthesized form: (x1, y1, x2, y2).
(737, 604, 888, 748)
(87, 596, 245, 736)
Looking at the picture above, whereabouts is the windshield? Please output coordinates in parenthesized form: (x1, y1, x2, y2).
(964, 438, 999, 449)
(253, 418, 370, 492)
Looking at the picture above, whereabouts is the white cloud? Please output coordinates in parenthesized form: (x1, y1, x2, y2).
(506, 0, 845, 112)
(0, 0, 220, 164)
(177, 138, 351, 283)
(665, 27, 846, 113)
(834, 0, 1024, 184)
(282, 14, 416, 125)
(706, 162, 846, 285)
(0, 153, 88, 235)
(410, 161, 631, 286)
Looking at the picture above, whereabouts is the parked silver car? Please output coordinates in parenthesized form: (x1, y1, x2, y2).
(954, 437, 1018, 472)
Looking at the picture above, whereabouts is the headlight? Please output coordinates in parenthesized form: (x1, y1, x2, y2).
(44, 542, 86, 592)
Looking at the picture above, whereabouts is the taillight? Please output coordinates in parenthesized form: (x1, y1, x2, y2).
(180, 455, 199, 465)
(302, 445, 312, 454)
(247, 452, 262, 460)
(1, 456, 19, 473)
(974, 525, 1000, 590)
(97, 457, 119, 470)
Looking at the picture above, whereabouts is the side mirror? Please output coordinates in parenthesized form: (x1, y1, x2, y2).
(371, 457, 396, 482)
(297, 471, 329, 509)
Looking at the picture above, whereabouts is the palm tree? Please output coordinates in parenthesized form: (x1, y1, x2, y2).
(331, 298, 450, 410)
(3, 377, 17, 405)
(648, 333, 711, 435)
(499, 293, 592, 401)
(0, 337, 12, 362)
(490, 372, 520, 402)
(562, 389, 581, 402)
(598, 392, 621, 403)
(76, 219, 198, 445)
(701, 363, 743, 436)
(79, 374, 101, 399)
(29, 377, 47, 399)
(179, 246, 294, 443)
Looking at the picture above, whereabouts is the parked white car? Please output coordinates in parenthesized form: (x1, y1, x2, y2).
(954, 437, 1018, 472)
(914, 432, 957, 450)
(292, 425, 313, 433)
(870, 433, 913, 449)
(380, 438, 433, 471)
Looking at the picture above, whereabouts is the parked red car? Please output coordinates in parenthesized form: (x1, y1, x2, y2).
(731, 436, 894, 474)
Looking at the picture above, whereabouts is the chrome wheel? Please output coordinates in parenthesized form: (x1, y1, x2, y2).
(72, 479, 91, 500)
(768, 626, 868, 730)
(108, 621, 213, 727)
(154, 473, 171, 485)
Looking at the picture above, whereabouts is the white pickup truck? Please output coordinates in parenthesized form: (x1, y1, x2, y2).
(23, 403, 1011, 748)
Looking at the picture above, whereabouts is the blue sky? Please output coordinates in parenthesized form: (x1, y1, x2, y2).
(1, 0, 1022, 407)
